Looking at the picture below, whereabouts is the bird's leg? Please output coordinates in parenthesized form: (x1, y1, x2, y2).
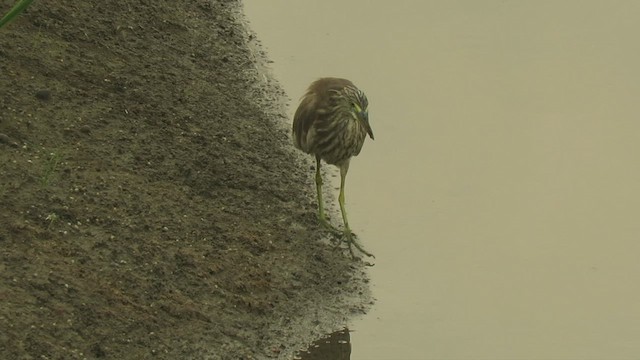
(315, 156, 340, 233)
(337, 162, 375, 259)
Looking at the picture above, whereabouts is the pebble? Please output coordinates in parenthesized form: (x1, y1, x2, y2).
(35, 89, 51, 101)
(0, 133, 18, 147)
(0, 133, 11, 144)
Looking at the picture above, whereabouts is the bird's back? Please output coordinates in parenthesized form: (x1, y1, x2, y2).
(292, 78, 357, 157)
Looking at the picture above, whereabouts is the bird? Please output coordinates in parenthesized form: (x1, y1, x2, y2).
(292, 77, 374, 259)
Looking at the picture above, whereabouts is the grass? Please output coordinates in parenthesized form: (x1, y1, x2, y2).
(0, 0, 36, 29)
(45, 213, 59, 229)
(40, 152, 64, 186)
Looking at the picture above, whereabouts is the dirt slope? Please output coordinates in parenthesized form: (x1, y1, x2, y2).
(0, 1, 371, 358)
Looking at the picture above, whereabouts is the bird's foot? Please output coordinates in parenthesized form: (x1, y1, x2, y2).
(333, 230, 375, 261)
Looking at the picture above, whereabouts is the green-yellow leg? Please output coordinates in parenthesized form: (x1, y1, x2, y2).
(315, 156, 340, 233)
(337, 162, 374, 259)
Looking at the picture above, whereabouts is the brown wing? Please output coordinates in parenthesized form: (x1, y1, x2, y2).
(292, 90, 316, 152)
(292, 78, 355, 153)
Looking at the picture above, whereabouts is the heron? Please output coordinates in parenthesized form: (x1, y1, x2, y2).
(292, 77, 374, 259)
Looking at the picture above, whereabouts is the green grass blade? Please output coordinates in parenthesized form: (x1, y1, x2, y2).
(0, 0, 36, 29)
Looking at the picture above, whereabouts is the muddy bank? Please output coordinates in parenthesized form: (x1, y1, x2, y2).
(0, 1, 371, 358)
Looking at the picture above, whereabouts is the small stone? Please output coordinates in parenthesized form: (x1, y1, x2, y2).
(0, 133, 14, 146)
(0, 133, 18, 147)
(35, 89, 51, 101)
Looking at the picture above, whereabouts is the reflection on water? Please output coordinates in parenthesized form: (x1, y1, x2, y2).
(296, 328, 351, 360)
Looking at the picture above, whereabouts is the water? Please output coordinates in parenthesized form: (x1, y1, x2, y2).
(244, 1, 640, 359)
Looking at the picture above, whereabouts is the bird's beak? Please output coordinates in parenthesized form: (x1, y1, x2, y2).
(363, 115, 374, 140)
(366, 122, 374, 140)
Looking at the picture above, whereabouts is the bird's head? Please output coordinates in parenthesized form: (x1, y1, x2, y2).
(342, 86, 374, 140)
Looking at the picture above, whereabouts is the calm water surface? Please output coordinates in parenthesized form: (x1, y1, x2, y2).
(245, 1, 640, 359)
